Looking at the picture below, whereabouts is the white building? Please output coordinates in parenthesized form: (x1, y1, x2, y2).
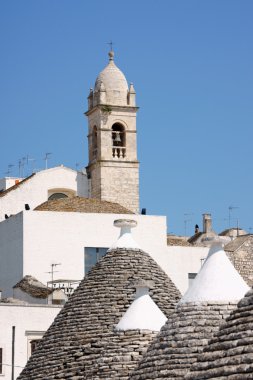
(0, 302, 61, 379)
(0, 197, 208, 298)
(0, 165, 88, 222)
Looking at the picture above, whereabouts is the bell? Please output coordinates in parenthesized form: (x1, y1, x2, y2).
(114, 132, 121, 142)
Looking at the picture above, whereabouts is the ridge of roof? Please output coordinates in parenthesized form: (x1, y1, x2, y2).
(35, 196, 134, 214)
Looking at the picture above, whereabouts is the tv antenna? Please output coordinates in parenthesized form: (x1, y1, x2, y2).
(18, 159, 25, 177)
(46, 263, 61, 288)
(27, 156, 36, 174)
(44, 153, 52, 170)
(184, 213, 194, 236)
(5, 164, 14, 176)
(228, 205, 239, 228)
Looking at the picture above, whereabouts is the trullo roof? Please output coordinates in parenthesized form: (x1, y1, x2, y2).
(186, 287, 253, 380)
(18, 220, 180, 380)
(130, 236, 249, 380)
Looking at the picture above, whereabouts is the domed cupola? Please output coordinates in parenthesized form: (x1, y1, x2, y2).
(93, 50, 129, 106)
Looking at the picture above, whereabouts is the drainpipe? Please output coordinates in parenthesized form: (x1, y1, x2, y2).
(11, 326, 15, 380)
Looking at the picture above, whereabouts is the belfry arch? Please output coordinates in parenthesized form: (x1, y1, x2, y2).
(112, 123, 126, 158)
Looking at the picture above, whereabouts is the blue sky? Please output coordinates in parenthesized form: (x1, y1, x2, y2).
(0, 0, 252, 235)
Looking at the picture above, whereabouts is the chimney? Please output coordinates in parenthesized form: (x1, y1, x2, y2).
(203, 213, 212, 233)
(195, 224, 199, 234)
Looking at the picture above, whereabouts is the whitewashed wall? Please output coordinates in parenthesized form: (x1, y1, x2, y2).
(0, 303, 61, 379)
(165, 246, 208, 294)
(22, 211, 168, 289)
(0, 166, 88, 222)
(0, 209, 209, 298)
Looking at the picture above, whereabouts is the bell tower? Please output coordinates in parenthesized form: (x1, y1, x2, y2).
(85, 51, 139, 213)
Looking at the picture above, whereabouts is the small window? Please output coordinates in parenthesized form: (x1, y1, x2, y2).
(84, 247, 108, 275)
(30, 340, 41, 354)
(92, 126, 98, 158)
(0, 348, 2, 374)
(188, 273, 197, 287)
(48, 193, 68, 201)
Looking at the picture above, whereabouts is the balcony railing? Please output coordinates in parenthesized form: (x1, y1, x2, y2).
(112, 147, 126, 158)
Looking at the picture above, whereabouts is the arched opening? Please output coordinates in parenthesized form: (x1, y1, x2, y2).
(112, 123, 126, 158)
(48, 188, 76, 200)
(92, 126, 98, 158)
(48, 193, 68, 201)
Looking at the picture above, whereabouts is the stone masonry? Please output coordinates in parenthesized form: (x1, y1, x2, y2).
(18, 247, 180, 379)
(130, 302, 237, 380)
(187, 288, 253, 379)
(85, 52, 140, 214)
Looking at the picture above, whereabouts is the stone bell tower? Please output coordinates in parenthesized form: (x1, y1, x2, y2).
(85, 50, 139, 213)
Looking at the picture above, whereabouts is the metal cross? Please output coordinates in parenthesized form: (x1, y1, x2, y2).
(107, 40, 114, 51)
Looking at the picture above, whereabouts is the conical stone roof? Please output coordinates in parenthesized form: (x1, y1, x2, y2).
(130, 237, 249, 380)
(18, 242, 180, 379)
(186, 287, 253, 379)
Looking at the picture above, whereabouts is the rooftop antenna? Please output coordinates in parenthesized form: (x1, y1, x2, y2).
(18, 159, 25, 177)
(46, 263, 61, 302)
(228, 205, 239, 228)
(27, 157, 36, 174)
(22, 156, 27, 177)
(5, 164, 14, 176)
(184, 213, 194, 236)
(44, 153, 52, 170)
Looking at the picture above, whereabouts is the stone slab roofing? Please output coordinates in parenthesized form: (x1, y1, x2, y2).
(130, 301, 237, 380)
(18, 247, 181, 380)
(187, 287, 253, 379)
(35, 196, 134, 214)
(167, 235, 191, 247)
(225, 235, 253, 287)
(13, 275, 52, 299)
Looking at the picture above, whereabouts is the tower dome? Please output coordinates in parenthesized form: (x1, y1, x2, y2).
(94, 50, 129, 106)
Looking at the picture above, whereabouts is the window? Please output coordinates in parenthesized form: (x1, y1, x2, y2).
(92, 126, 98, 158)
(26, 332, 45, 359)
(0, 348, 2, 374)
(30, 340, 41, 354)
(112, 123, 126, 158)
(48, 193, 68, 200)
(84, 247, 108, 275)
(188, 273, 197, 287)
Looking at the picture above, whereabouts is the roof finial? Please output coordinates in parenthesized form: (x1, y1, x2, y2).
(107, 40, 115, 61)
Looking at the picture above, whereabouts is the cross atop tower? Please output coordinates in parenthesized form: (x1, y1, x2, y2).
(107, 40, 114, 52)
